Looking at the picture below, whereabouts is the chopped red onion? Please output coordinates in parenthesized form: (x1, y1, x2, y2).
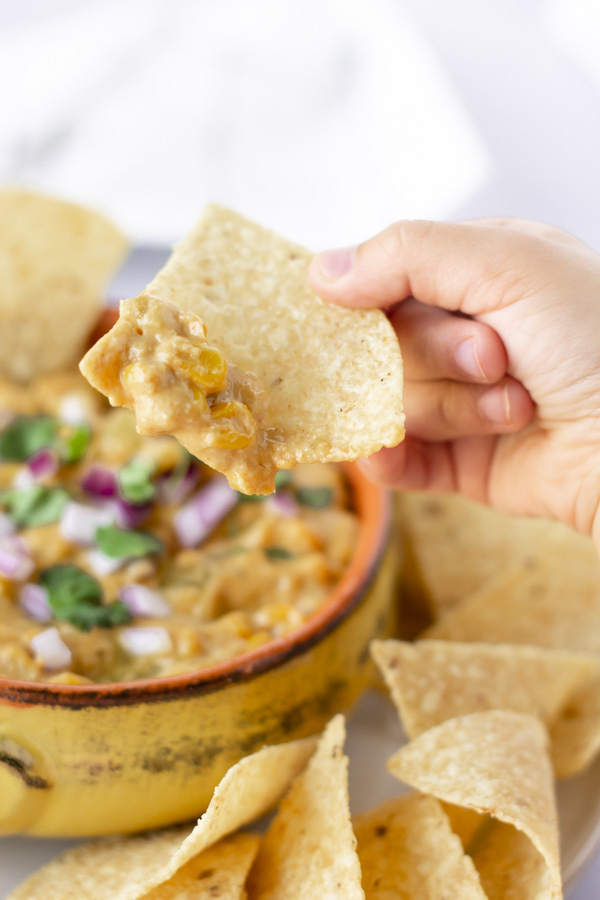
(0, 513, 15, 539)
(19, 583, 52, 623)
(60, 501, 115, 546)
(174, 479, 238, 548)
(28, 448, 59, 482)
(0, 537, 34, 581)
(158, 464, 200, 506)
(120, 584, 171, 618)
(86, 548, 124, 576)
(30, 627, 72, 671)
(81, 466, 118, 499)
(111, 498, 152, 530)
(118, 626, 172, 656)
(59, 394, 89, 425)
(266, 491, 299, 518)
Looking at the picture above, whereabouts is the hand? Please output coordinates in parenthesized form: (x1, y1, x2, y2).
(309, 219, 600, 543)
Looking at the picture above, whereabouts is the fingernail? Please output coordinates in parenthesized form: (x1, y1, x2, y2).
(478, 383, 511, 425)
(455, 336, 487, 380)
(313, 246, 356, 281)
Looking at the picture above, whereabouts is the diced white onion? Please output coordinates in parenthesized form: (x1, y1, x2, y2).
(0, 513, 15, 539)
(118, 627, 172, 656)
(60, 502, 114, 546)
(86, 549, 124, 576)
(30, 627, 72, 671)
(59, 394, 90, 425)
(174, 479, 238, 548)
(0, 537, 35, 581)
(12, 467, 35, 489)
(120, 584, 171, 618)
(19, 583, 52, 623)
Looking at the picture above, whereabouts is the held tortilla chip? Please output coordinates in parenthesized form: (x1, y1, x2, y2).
(80, 205, 404, 494)
(353, 792, 486, 899)
(396, 492, 596, 621)
(247, 715, 364, 900)
(372, 639, 600, 777)
(388, 710, 562, 900)
(0, 189, 128, 383)
(8, 736, 315, 900)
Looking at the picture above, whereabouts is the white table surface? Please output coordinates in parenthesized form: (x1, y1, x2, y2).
(1, 1, 600, 895)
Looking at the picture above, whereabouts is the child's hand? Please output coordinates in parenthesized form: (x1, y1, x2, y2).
(309, 219, 600, 543)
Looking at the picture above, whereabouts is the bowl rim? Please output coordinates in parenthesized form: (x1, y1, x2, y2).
(0, 311, 392, 707)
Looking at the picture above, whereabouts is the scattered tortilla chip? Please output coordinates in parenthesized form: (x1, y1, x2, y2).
(550, 673, 600, 778)
(396, 492, 596, 620)
(81, 205, 404, 494)
(427, 554, 600, 657)
(142, 832, 259, 900)
(353, 792, 486, 898)
(9, 736, 315, 900)
(388, 710, 562, 900)
(470, 820, 557, 900)
(372, 639, 600, 777)
(247, 715, 363, 899)
(0, 188, 128, 382)
(441, 802, 487, 850)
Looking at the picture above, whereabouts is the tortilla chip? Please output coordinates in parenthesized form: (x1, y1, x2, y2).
(9, 736, 315, 900)
(427, 553, 600, 657)
(441, 802, 487, 849)
(247, 715, 363, 899)
(470, 821, 557, 900)
(396, 492, 595, 620)
(388, 710, 562, 900)
(372, 639, 600, 776)
(81, 205, 404, 494)
(353, 792, 486, 898)
(142, 832, 259, 900)
(550, 673, 600, 778)
(0, 188, 128, 382)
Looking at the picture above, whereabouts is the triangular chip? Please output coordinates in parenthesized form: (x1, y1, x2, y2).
(396, 492, 596, 620)
(353, 792, 486, 898)
(372, 638, 600, 777)
(8, 736, 315, 900)
(550, 673, 600, 778)
(247, 715, 363, 899)
(427, 553, 600, 657)
(0, 188, 128, 382)
(388, 711, 561, 900)
(469, 821, 557, 900)
(80, 205, 404, 493)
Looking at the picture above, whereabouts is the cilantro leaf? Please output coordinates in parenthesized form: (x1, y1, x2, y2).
(58, 423, 92, 464)
(295, 487, 334, 509)
(1, 485, 70, 528)
(265, 546, 294, 560)
(40, 565, 131, 632)
(274, 470, 292, 489)
(0, 416, 59, 461)
(95, 525, 163, 559)
(119, 456, 157, 504)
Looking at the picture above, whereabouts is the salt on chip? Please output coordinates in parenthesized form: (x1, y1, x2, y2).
(353, 792, 486, 899)
(81, 205, 404, 494)
(396, 492, 596, 621)
(0, 188, 128, 382)
(8, 736, 315, 900)
(388, 710, 562, 900)
(247, 715, 364, 900)
(372, 638, 600, 777)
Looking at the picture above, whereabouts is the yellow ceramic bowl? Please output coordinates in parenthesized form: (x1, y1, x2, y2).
(0, 459, 396, 837)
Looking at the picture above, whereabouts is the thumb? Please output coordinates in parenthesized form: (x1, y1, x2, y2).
(309, 219, 559, 316)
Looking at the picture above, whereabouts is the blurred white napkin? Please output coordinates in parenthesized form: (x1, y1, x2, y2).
(0, 0, 490, 247)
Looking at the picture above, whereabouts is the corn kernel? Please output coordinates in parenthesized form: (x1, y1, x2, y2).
(180, 348, 227, 394)
(209, 401, 254, 449)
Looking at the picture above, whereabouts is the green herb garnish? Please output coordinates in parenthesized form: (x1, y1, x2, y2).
(237, 493, 264, 504)
(274, 470, 292, 490)
(58, 423, 92, 464)
(40, 564, 131, 632)
(95, 525, 163, 560)
(119, 456, 157, 504)
(265, 546, 294, 560)
(295, 486, 334, 509)
(0, 485, 69, 527)
(0, 416, 58, 461)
